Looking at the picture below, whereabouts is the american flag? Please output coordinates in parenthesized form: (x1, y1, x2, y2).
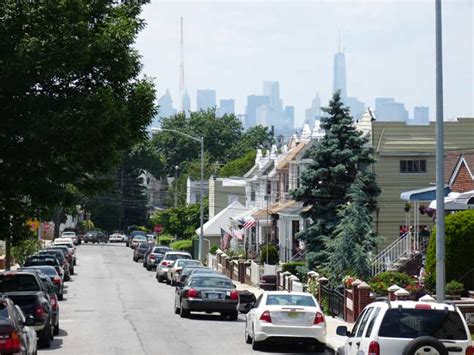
(220, 228, 232, 250)
(231, 228, 244, 240)
(239, 218, 256, 229)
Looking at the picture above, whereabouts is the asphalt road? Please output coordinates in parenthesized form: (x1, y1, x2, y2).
(39, 243, 328, 355)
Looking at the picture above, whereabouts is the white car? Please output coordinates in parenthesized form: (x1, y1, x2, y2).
(336, 300, 473, 355)
(109, 233, 125, 242)
(60, 232, 77, 245)
(156, 251, 192, 283)
(245, 291, 326, 351)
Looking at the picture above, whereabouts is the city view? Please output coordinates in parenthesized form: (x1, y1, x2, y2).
(0, 1, 473, 355)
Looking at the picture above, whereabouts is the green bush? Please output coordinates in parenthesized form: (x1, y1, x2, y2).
(12, 238, 42, 265)
(157, 235, 174, 246)
(260, 244, 279, 265)
(170, 239, 193, 254)
(369, 271, 414, 296)
(209, 244, 219, 255)
(282, 262, 306, 275)
(426, 210, 474, 290)
(446, 280, 464, 295)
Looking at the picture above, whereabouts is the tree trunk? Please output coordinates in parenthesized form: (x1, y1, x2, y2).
(5, 236, 11, 271)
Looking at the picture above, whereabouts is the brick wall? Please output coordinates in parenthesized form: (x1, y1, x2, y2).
(451, 162, 474, 192)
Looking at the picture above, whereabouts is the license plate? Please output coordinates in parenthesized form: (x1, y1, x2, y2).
(287, 312, 300, 318)
(207, 293, 219, 300)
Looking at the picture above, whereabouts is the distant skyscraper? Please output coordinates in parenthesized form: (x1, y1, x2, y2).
(245, 95, 270, 128)
(219, 99, 235, 116)
(182, 89, 191, 114)
(333, 51, 347, 103)
(263, 81, 282, 108)
(179, 17, 186, 111)
(154, 89, 177, 126)
(196, 89, 216, 111)
(305, 93, 321, 126)
(284, 106, 295, 132)
(414, 106, 429, 121)
(375, 97, 408, 122)
(346, 97, 365, 121)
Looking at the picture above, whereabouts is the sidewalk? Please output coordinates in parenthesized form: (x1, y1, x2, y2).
(232, 279, 351, 353)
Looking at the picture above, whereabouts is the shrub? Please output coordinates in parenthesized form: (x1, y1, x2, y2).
(369, 271, 414, 296)
(426, 210, 474, 290)
(12, 238, 42, 265)
(446, 280, 464, 295)
(260, 244, 279, 265)
(209, 244, 219, 255)
(282, 262, 305, 276)
(157, 235, 174, 246)
(170, 239, 193, 254)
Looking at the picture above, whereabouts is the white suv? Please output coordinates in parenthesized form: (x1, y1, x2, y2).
(336, 300, 473, 355)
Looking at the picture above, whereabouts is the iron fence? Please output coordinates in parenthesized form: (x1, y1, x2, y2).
(320, 284, 344, 319)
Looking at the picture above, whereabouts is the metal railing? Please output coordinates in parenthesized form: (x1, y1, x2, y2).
(320, 284, 344, 318)
(370, 232, 420, 276)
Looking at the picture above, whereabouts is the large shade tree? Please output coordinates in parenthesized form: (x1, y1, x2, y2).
(0, 1, 155, 251)
(292, 91, 379, 268)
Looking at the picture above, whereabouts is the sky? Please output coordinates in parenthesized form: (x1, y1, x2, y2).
(135, 0, 473, 126)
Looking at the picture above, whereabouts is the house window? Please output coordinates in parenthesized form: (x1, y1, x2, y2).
(228, 194, 239, 204)
(266, 180, 271, 196)
(250, 190, 256, 202)
(400, 160, 427, 174)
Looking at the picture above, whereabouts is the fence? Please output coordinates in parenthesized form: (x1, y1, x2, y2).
(320, 284, 344, 319)
(263, 263, 278, 275)
(250, 261, 260, 286)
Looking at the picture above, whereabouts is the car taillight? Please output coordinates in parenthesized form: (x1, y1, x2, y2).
(161, 261, 170, 266)
(149, 254, 156, 260)
(466, 346, 474, 355)
(50, 297, 58, 310)
(230, 290, 239, 301)
(259, 310, 272, 323)
(0, 331, 21, 352)
(35, 304, 45, 318)
(368, 341, 380, 355)
(187, 288, 199, 298)
(415, 304, 431, 310)
(314, 312, 325, 325)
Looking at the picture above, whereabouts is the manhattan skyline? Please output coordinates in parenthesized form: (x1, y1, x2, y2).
(136, 1, 473, 126)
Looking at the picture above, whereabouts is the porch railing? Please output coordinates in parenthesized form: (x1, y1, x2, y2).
(370, 232, 420, 276)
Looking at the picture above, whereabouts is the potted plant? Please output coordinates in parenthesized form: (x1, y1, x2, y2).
(342, 275, 354, 288)
(446, 280, 464, 300)
(404, 203, 411, 213)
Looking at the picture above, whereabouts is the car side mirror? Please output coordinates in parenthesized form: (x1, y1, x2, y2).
(232, 283, 237, 289)
(336, 326, 350, 337)
(24, 315, 35, 326)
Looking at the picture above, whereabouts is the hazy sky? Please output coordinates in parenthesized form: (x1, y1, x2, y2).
(135, 0, 473, 126)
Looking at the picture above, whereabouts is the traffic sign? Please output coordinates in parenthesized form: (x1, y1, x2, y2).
(154, 225, 163, 234)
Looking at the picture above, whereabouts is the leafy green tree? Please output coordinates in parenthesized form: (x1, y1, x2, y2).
(325, 172, 380, 282)
(426, 209, 474, 290)
(219, 151, 256, 177)
(292, 91, 378, 268)
(0, 1, 155, 243)
(233, 125, 274, 157)
(12, 238, 42, 266)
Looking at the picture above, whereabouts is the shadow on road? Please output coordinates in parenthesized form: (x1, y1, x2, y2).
(186, 313, 246, 323)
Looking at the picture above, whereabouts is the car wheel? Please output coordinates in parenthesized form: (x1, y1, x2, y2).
(403, 336, 448, 355)
(54, 320, 59, 336)
(245, 327, 252, 344)
(174, 303, 180, 314)
(313, 341, 326, 353)
(180, 303, 190, 318)
(38, 324, 52, 348)
(158, 275, 164, 283)
(70, 268, 74, 275)
(251, 336, 262, 351)
(229, 311, 238, 321)
(58, 293, 64, 301)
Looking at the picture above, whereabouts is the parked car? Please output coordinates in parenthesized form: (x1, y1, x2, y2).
(83, 230, 108, 243)
(21, 266, 64, 301)
(0, 297, 37, 355)
(143, 246, 172, 271)
(245, 291, 326, 351)
(48, 245, 74, 273)
(37, 250, 70, 281)
(60, 231, 78, 245)
(176, 265, 210, 286)
(336, 300, 474, 355)
(126, 231, 147, 247)
(167, 259, 202, 286)
(51, 241, 76, 265)
(109, 233, 125, 243)
(130, 235, 147, 249)
(24, 256, 64, 280)
(146, 234, 156, 245)
(132, 242, 149, 262)
(156, 251, 192, 283)
(174, 273, 239, 320)
(0, 271, 55, 348)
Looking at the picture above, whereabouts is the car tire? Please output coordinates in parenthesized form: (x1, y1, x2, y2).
(251, 335, 262, 351)
(38, 323, 52, 348)
(403, 336, 448, 355)
(313, 341, 326, 353)
(245, 329, 252, 344)
(58, 293, 64, 301)
(180, 303, 190, 318)
(146, 265, 151, 271)
(54, 320, 59, 336)
(174, 304, 180, 314)
(158, 275, 164, 283)
(229, 311, 238, 321)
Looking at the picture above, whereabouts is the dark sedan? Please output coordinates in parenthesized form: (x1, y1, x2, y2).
(21, 266, 63, 301)
(174, 274, 239, 320)
(37, 250, 70, 281)
(143, 246, 172, 271)
(132, 242, 149, 262)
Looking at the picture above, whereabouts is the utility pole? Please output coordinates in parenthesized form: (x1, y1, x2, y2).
(174, 165, 179, 208)
(435, 0, 446, 302)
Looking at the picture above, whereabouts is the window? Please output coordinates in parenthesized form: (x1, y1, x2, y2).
(356, 308, 374, 337)
(400, 160, 427, 173)
(266, 294, 316, 307)
(364, 308, 381, 337)
(266, 180, 271, 195)
(250, 190, 256, 202)
(351, 308, 369, 337)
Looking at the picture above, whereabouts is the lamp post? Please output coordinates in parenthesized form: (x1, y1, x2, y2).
(152, 128, 205, 262)
(174, 165, 179, 208)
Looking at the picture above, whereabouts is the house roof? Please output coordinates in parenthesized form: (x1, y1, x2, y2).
(276, 142, 308, 170)
(196, 200, 248, 237)
(444, 151, 474, 184)
(400, 186, 450, 202)
(252, 200, 297, 218)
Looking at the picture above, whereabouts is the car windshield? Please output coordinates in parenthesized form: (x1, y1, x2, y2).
(177, 260, 200, 267)
(137, 243, 148, 250)
(24, 266, 58, 276)
(189, 277, 233, 289)
(266, 294, 316, 307)
(153, 247, 170, 254)
(379, 309, 468, 340)
(133, 236, 147, 241)
(62, 232, 75, 236)
(0, 304, 9, 318)
(40, 251, 65, 262)
(25, 258, 57, 266)
(54, 243, 73, 248)
(165, 254, 191, 261)
(0, 274, 40, 292)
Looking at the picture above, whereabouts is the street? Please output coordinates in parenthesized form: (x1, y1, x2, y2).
(40, 243, 329, 355)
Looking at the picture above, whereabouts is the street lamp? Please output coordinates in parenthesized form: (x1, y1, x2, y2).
(174, 165, 179, 208)
(152, 128, 205, 262)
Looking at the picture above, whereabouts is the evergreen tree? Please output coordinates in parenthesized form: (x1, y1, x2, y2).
(292, 91, 379, 268)
(326, 172, 380, 282)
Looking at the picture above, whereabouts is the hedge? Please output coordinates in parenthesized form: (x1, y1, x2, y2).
(157, 235, 174, 246)
(426, 210, 474, 290)
(170, 239, 193, 254)
(282, 262, 306, 275)
(260, 244, 279, 265)
(368, 271, 414, 296)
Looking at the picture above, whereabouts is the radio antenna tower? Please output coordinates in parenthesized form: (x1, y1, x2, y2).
(179, 17, 185, 110)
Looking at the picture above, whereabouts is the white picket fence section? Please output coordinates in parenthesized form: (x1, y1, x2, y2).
(263, 263, 278, 275)
(208, 253, 218, 270)
(251, 261, 260, 286)
(292, 281, 304, 292)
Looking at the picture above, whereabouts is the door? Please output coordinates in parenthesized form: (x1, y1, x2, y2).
(345, 307, 373, 355)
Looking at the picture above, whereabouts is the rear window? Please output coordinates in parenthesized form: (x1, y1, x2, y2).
(0, 274, 40, 292)
(165, 254, 191, 261)
(0, 304, 8, 319)
(25, 258, 57, 267)
(133, 236, 147, 241)
(266, 294, 316, 307)
(189, 277, 233, 288)
(379, 309, 468, 340)
(153, 247, 170, 254)
(26, 267, 57, 276)
(177, 260, 200, 267)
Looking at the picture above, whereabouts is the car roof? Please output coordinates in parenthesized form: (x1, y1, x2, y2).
(264, 291, 315, 297)
(370, 300, 457, 311)
(165, 251, 191, 255)
(190, 273, 230, 280)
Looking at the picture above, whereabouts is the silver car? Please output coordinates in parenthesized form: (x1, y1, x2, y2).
(156, 251, 192, 283)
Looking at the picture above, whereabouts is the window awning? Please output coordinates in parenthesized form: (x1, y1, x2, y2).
(400, 186, 450, 202)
